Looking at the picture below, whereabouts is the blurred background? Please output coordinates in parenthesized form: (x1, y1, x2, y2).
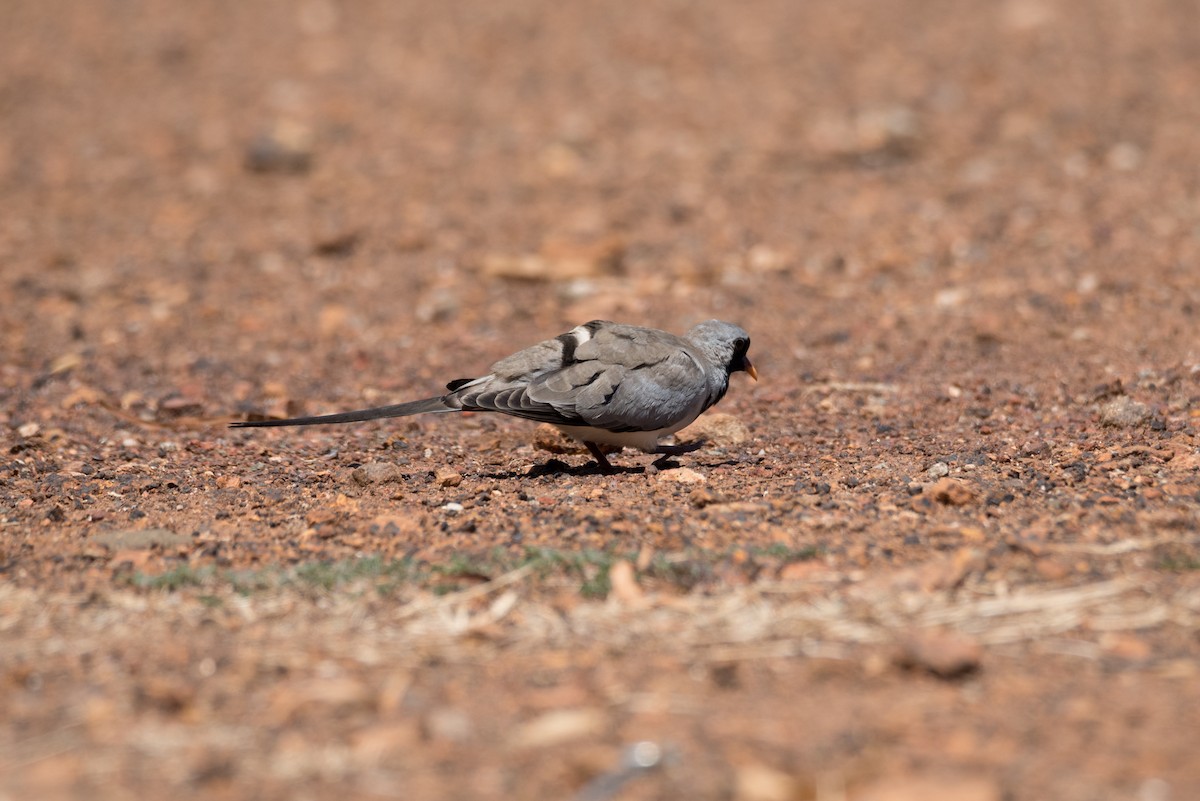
(5, 0, 1199, 417)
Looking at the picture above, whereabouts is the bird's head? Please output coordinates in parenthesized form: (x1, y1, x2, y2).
(687, 320, 757, 381)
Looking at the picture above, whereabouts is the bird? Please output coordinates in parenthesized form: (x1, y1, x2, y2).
(231, 319, 756, 472)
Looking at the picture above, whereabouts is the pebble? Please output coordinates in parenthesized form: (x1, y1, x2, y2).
(441, 502, 464, 513)
(511, 708, 606, 749)
(1106, 141, 1143, 172)
(735, 763, 802, 801)
(926, 461, 950, 479)
(532, 423, 586, 454)
(480, 238, 624, 282)
(929, 478, 978, 506)
(435, 469, 463, 488)
(244, 119, 314, 174)
(423, 707, 472, 743)
(689, 488, 729, 508)
(676, 412, 750, 447)
(895, 630, 983, 678)
(808, 105, 923, 162)
(1099, 396, 1151, 428)
(1100, 633, 1151, 661)
(850, 773, 999, 801)
(351, 462, 402, 485)
(1034, 558, 1071, 581)
(657, 467, 707, 485)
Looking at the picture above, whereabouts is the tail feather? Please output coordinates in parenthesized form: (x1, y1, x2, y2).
(230, 396, 454, 428)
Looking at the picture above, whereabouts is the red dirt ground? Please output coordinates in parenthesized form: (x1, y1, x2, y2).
(3, 1, 1200, 799)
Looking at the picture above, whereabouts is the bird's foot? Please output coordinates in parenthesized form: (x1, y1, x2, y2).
(584, 442, 618, 474)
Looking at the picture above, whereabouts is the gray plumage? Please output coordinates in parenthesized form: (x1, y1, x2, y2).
(231, 319, 756, 471)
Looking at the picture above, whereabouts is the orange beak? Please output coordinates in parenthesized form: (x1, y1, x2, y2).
(744, 357, 758, 381)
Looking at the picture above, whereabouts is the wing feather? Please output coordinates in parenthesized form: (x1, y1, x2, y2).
(451, 325, 711, 432)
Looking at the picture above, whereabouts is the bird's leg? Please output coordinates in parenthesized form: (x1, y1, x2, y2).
(584, 442, 616, 473)
(652, 439, 706, 457)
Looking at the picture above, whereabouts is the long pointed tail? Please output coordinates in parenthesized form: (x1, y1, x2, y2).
(230, 396, 454, 428)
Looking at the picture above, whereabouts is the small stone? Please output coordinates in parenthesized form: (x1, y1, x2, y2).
(851, 773, 1000, 801)
(1106, 142, 1143, 172)
(50, 352, 83, 375)
(926, 461, 950, 479)
(1019, 438, 1049, 457)
(311, 225, 359, 258)
(480, 238, 623, 282)
(441, 502, 463, 513)
(657, 467, 707, 485)
(735, 763, 802, 801)
(689, 488, 729, 508)
(1034, 558, 1071, 581)
(532, 424, 588, 454)
(422, 707, 472, 743)
(1156, 659, 1198, 679)
(929, 478, 978, 506)
(479, 254, 553, 281)
(808, 105, 922, 162)
(540, 236, 625, 278)
(435, 469, 463, 488)
(1099, 396, 1151, 428)
(306, 508, 339, 528)
(317, 303, 349, 336)
(778, 560, 827, 582)
(1100, 633, 1151, 661)
(415, 286, 460, 324)
(17, 422, 41, 438)
(958, 526, 986, 544)
(512, 709, 606, 749)
(677, 412, 750, 447)
(244, 119, 314, 174)
(351, 461, 402, 485)
(906, 548, 985, 592)
(895, 631, 982, 678)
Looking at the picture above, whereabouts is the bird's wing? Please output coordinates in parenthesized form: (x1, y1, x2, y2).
(453, 322, 710, 432)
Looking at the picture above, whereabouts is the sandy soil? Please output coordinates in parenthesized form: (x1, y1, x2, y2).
(3, 1, 1200, 799)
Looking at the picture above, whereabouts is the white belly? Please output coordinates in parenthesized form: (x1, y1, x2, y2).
(554, 424, 686, 453)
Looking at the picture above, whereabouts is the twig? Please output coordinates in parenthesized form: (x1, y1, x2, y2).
(393, 563, 536, 621)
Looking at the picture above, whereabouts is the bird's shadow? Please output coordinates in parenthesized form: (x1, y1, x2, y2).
(479, 455, 737, 480)
(513, 458, 640, 479)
